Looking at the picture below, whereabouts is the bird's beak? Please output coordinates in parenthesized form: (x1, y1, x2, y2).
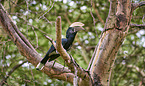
(74, 27, 85, 32)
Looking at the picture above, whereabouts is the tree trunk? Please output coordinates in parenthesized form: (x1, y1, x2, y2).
(90, 0, 132, 85)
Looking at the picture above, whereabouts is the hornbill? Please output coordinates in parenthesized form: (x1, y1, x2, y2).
(36, 22, 85, 70)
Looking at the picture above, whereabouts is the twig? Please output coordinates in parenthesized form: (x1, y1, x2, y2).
(87, 44, 98, 71)
(64, 13, 71, 25)
(75, 36, 89, 64)
(74, 13, 81, 22)
(130, 24, 145, 29)
(92, 2, 105, 25)
(142, 14, 145, 24)
(39, 1, 55, 19)
(44, 35, 56, 48)
(0, 4, 37, 53)
(73, 66, 78, 86)
(0, 60, 27, 86)
(0, 4, 76, 84)
(26, 0, 29, 37)
(31, 27, 38, 49)
(131, 1, 145, 11)
(90, 0, 98, 37)
(0, 39, 11, 44)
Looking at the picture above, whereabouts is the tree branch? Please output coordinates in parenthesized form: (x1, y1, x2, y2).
(104, 0, 117, 31)
(130, 24, 145, 29)
(92, 2, 105, 25)
(64, 13, 71, 25)
(75, 36, 89, 64)
(0, 4, 75, 84)
(0, 4, 37, 53)
(56, 16, 71, 62)
(131, 1, 145, 12)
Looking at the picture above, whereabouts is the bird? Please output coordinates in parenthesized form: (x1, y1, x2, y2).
(36, 22, 85, 70)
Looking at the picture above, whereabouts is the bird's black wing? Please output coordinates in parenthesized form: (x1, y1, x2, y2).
(41, 38, 68, 63)
(48, 38, 68, 61)
(62, 38, 71, 51)
(62, 38, 73, 51)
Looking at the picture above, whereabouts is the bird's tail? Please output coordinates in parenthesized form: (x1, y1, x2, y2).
(36, 62, 44, 70)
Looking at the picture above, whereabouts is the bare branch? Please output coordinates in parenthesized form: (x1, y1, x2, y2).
(44, 35, 56, 48)
(90, 1, 132, 85)
(131, 1, 145, 11)
(87, 45, 98, 71)
(110, 0, 117, 15)
(92, 2, 105, 25)
(39, 1, 55, 19)
(55, 16, 72, 63)
(64, 13, 71, 25)
(73, 66, 78, 86)
(0, 60, 27, 86)
(130, 24, 145, 29)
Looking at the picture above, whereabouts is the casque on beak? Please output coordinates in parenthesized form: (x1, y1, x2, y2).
(70, 22, 85, 32)
(74, 26, 85, 32)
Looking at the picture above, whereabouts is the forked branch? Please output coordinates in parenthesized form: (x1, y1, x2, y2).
(131, 1, 145, 12)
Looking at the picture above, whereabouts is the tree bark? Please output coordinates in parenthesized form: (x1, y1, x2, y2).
(90, 0, 132, 85)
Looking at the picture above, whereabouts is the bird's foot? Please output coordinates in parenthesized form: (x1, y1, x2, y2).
(36, 63, 44, 70)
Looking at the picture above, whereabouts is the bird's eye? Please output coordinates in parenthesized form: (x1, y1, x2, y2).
(72, 28, 76, 32)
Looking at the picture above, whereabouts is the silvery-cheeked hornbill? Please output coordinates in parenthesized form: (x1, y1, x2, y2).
(36, 22, 85, 70)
